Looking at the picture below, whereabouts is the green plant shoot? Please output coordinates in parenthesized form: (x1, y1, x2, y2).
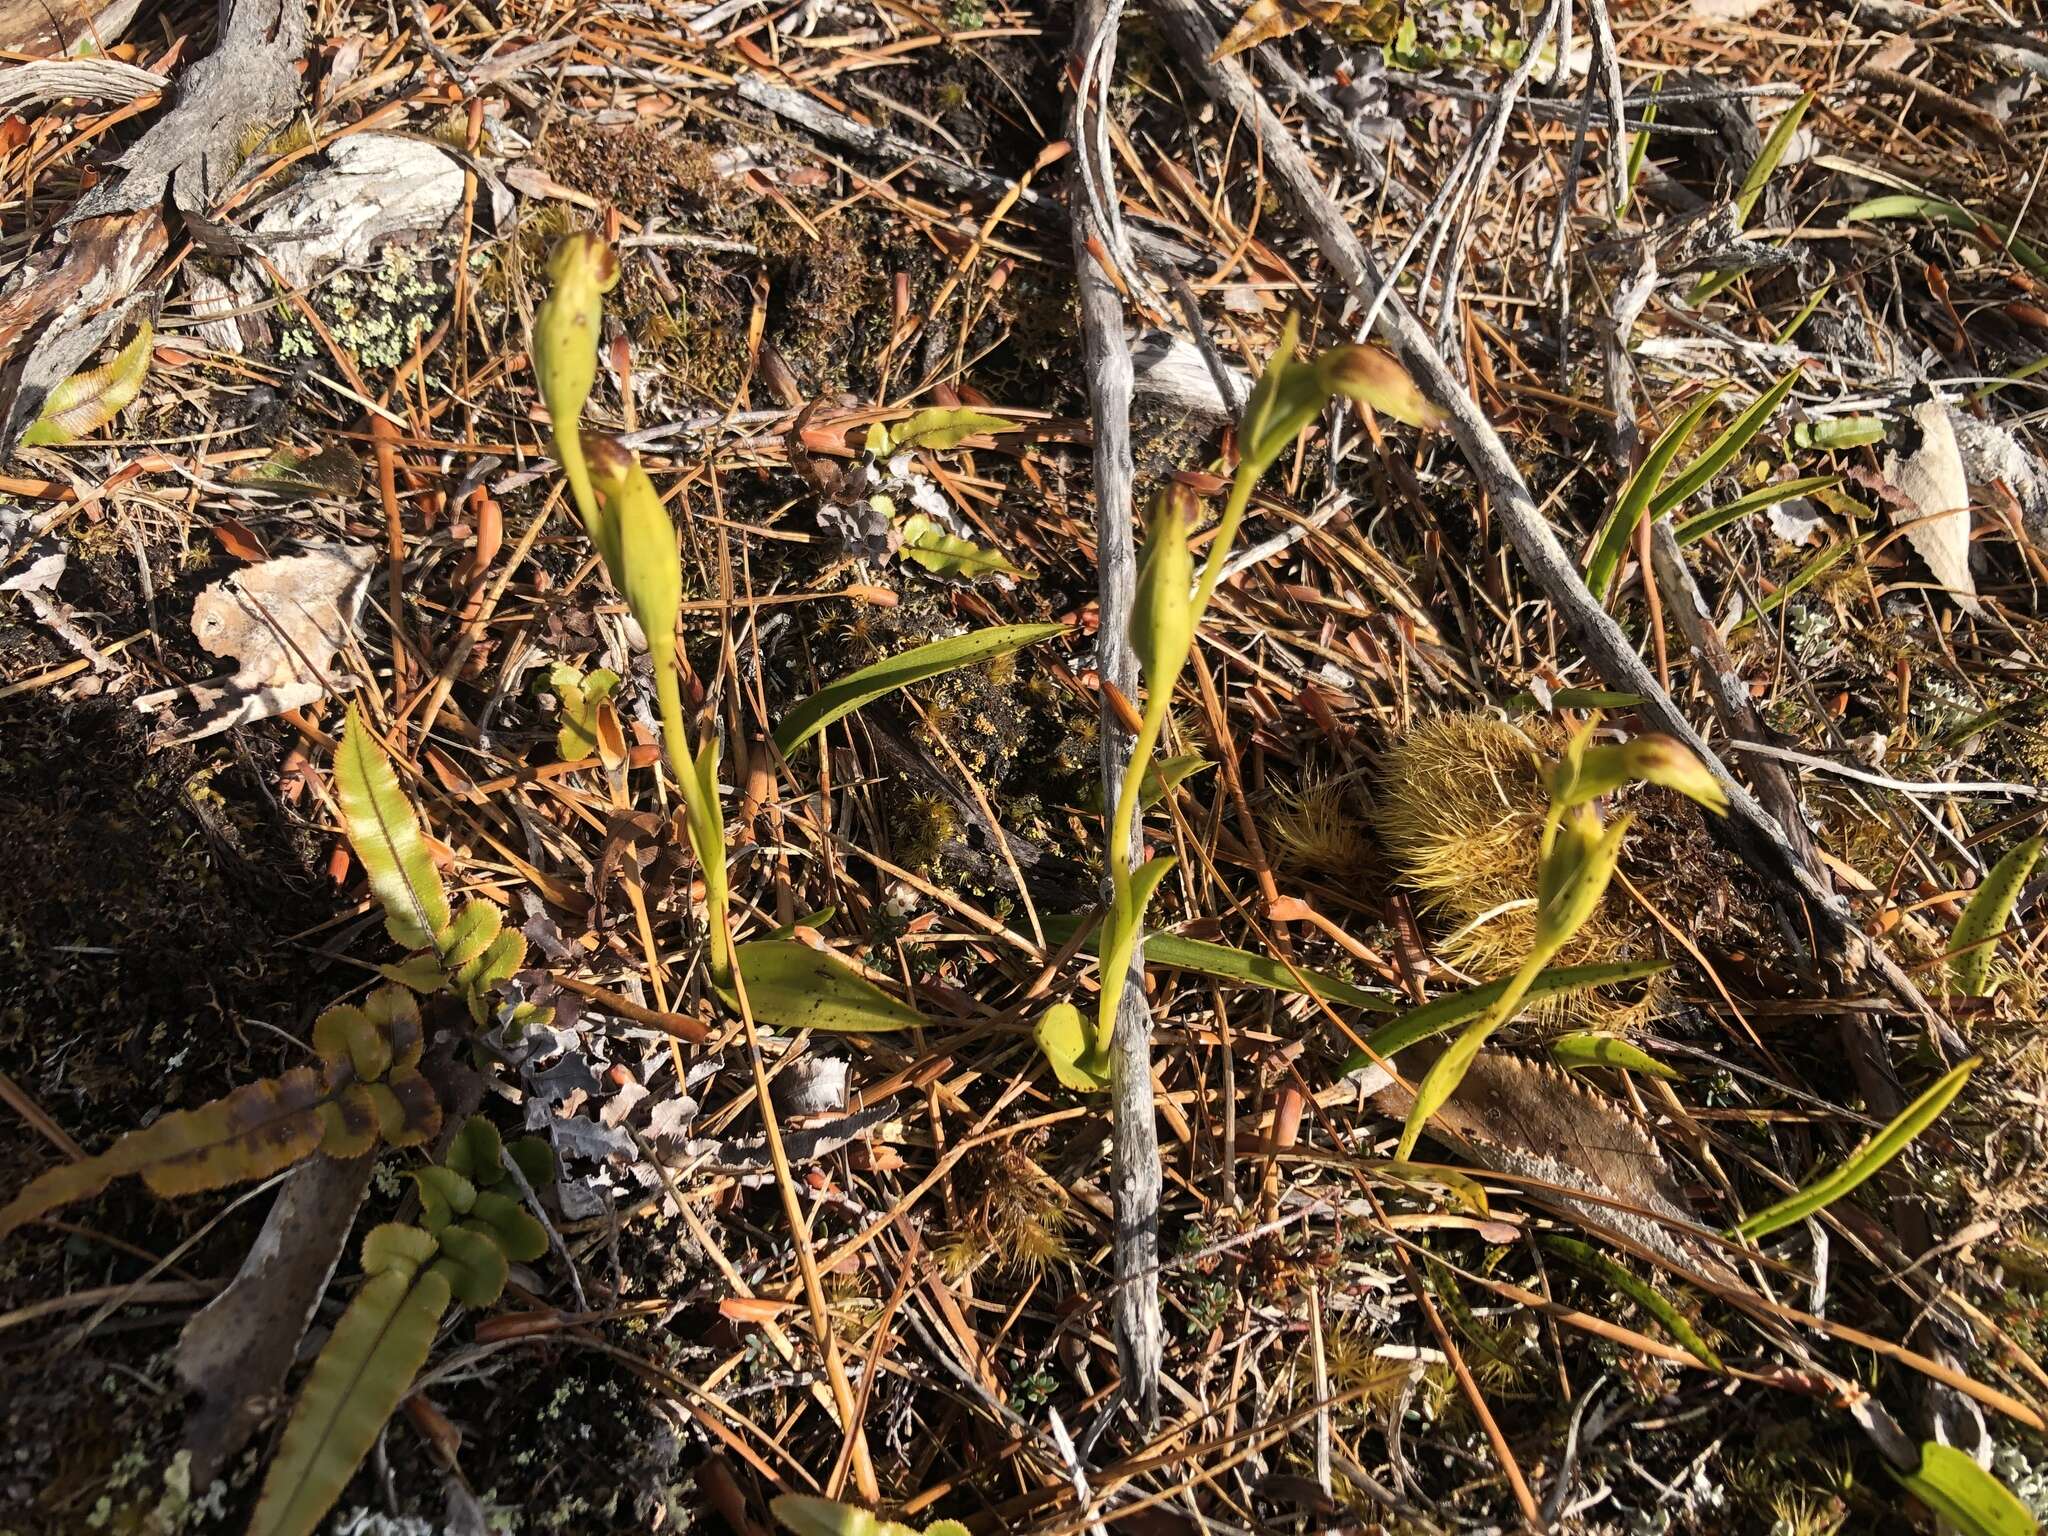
(536, 237, 733, 987)
(532, 232, 619, 537)
(584, 433, 733, 987)
(1395, 723, 1726, 1160)
(1067, 316, 1440, 1088)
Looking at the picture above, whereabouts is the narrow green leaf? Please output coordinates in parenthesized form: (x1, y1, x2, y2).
(1734, 91, 1814, 227)
(334, 703, 450, 952)
(1550, 1031, 1681, 1079)
(1735, 538, 1853, 628)
(20, 319, 153, 447)
(1674, 473, 1842, 546)
(1397, 1014, 1494, 1162)
(1587, 387, 1723, 601)
(1951, 837, 2044, 998)
(1736, 1057, 1979, 1241)
(774, 623, 1065, 755)
(1847, 194, 2048, 283)
(1650, 368, 1803, 517)
(1687, 91, 1814, 302)
(249, 1262, 453, 1536)
(887, 407, 1016, 452)
(1619, 85, 1658, 217)
(729, 940, 923, 1032)
(1894, 1442, 2039, 1536)
(1041, 913, 1400, 1014)
(1540, 1235, 1723, 1370)
(1346, 960, 1667, 1070)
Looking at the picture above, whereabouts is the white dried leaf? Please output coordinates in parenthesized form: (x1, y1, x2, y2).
(134, 543, 376, 743)
(249, 133, 466, 288)
(1885, 399, 1980, 614)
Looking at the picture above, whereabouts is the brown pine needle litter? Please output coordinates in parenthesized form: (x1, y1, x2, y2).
(2, 0, 2048, 1531)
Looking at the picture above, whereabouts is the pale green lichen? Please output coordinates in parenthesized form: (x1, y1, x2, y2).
(277, 247, 451, 372)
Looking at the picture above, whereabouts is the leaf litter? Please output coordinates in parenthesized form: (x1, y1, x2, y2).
(3, 0, 2048, 1531)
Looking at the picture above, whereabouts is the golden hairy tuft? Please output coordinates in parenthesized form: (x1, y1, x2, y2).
(1374, 712, 1658, 1028)
(1267, 776, 1374, 875)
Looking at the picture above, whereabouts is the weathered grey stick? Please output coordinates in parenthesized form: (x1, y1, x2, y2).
(1068, 0, 1163, 1430)
(735, 76, 1204, 272)
(1141, 0, 1952, 1047)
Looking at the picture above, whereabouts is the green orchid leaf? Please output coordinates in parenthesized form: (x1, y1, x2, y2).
(1034, 1001, 1109, 1092)
(1650, 367, 1803, 517)
(727, 940, 923, 1032)
(1585, 386, 1722, 603)
(1674, 473, 1842, 545)
(1043, 913, 1399, 1015)
(1140, 754, 1211, 808)
(1894, 1442, 2038, 1536)
(774, 623, 1065, 756)
(1847, 193, 2048, 283)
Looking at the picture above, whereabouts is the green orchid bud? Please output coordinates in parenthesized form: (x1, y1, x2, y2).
(1236, 313, 1332, 478)
(1130, 485, 1196, 694)
(1612, 735, 1729, 815)
(1535, 805, 1631, 953)
(1551, 732, 1729, 816)
(1316, 343, 1443, 431)
(533, 234, 620, 531)
(534, 234, 618, 432)
(583, 435, 679, 664)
